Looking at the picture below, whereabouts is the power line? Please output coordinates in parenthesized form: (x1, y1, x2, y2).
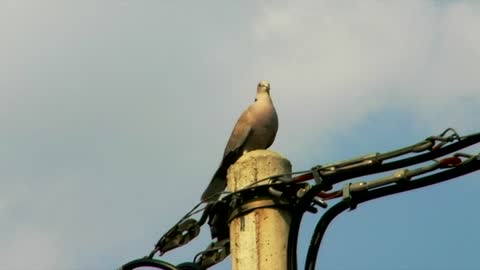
(118, 128, 480, 270)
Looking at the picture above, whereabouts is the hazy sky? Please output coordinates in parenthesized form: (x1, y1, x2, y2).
(1, 1, 479, 269)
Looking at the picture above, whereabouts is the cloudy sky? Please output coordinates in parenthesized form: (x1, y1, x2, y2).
(1, 1, 479, 269)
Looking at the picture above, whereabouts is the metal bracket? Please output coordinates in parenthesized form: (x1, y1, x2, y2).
(223, 183, 310, 222)
(156, 219, 200, 255)
(194, 239, 230, 269)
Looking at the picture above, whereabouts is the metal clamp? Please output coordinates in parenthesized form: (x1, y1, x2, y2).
(194, 239, 230, 269)
(156, 219, 200, 255)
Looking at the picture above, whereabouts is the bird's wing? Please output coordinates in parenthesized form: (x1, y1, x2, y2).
(222, 108, 253, 158)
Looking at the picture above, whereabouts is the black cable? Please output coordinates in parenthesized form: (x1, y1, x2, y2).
(287, 178, 334, 270)
(118, 258, 180, 270)
(285, 169, 334, 270)
(287, 210, 304, 270)
(313, 132, 480, 188)
(374, 132, 480, 174)
(304, 155, 480, 270)
(305, 200, 349, 270)
(118, 258, 203, 270)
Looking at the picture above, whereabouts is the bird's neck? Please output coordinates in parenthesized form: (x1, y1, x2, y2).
(256, 92, 271, 102)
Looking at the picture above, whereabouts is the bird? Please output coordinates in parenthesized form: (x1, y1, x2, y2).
(201, 80, 278, 201)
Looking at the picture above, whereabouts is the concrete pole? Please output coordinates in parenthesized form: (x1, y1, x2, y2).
(227, 150, 292, 270)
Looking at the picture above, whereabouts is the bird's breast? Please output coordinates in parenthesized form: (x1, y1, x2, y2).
(244, 99, 278, 151)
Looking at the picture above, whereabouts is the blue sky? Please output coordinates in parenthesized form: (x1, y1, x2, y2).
(1, 1, 480, 269)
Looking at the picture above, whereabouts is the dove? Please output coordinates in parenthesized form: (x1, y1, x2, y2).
(201, 81, 278, 201)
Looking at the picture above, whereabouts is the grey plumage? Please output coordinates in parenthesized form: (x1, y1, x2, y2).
(201, 81, 278, 201)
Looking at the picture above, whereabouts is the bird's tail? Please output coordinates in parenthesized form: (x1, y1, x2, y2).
(201, 165, 227, 201)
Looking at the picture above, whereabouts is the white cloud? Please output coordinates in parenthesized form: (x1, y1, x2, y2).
(0, 228, 70, 270)
(244, 0, 480, 139)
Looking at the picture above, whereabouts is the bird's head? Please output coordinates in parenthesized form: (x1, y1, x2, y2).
(257, 80, 270, 95)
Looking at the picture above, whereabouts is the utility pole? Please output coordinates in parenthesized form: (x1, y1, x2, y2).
(227, 150, 292, 270)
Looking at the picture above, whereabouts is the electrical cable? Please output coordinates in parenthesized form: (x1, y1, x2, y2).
(118, 258, 180, 270)
(287, 210, 304, 270)
(293, 132, 480, 188)
(304, 154, 480, 270)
